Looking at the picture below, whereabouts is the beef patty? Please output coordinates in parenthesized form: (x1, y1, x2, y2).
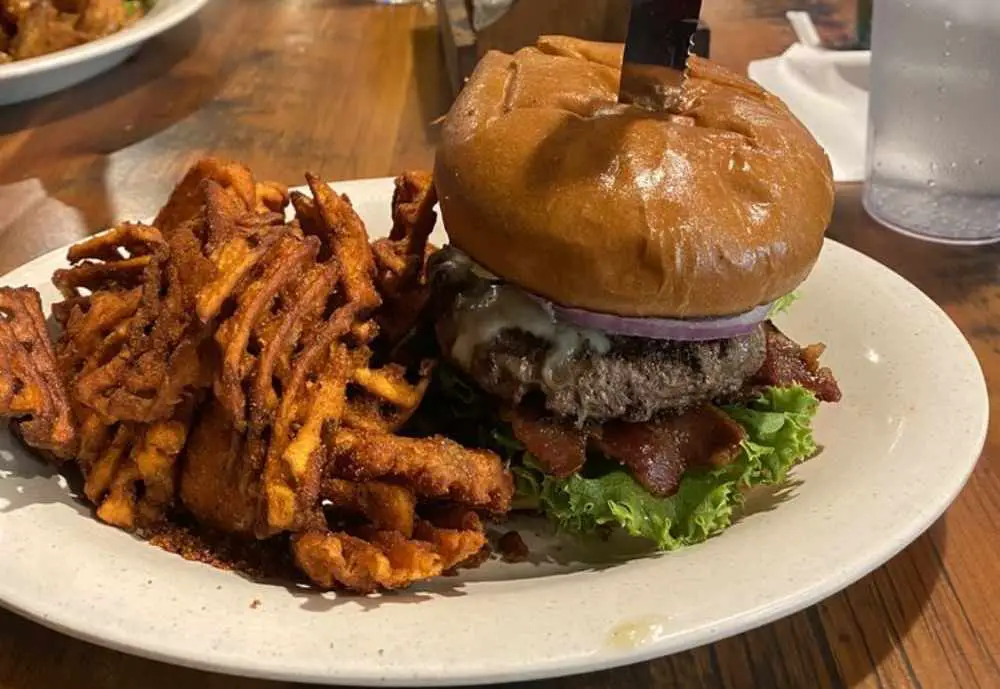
(427, 246, 767, 424)
(438, 323, 766, 424)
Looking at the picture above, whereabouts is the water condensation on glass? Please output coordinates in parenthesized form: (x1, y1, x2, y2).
(864, 0, 1000, 244)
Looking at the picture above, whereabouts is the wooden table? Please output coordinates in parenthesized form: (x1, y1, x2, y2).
(1, 1, 997, 688)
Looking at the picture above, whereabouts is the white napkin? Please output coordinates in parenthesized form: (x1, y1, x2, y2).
(747, 12, 870, 183)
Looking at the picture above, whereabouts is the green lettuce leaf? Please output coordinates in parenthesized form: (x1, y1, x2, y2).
(122, 0, 144, 14)
(414, 364, 821, 550)
(769, 291, 800, 317)
(507, 386, 820, 550)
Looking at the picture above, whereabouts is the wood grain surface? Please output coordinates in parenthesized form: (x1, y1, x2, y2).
(1, 1, 998, 688)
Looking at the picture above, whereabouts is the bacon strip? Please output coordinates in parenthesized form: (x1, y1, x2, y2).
(510, 403, 746, 497)
(509, 407, 587, 478)
(750, 323, 842, 402)
(597, 406, 746, 497)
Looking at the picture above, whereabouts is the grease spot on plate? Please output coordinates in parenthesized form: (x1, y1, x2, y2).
(606, 615, 670, 650)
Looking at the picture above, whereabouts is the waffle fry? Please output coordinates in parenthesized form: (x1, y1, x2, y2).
(66, 224, 166, 263)
(254, 181, 289, 215)
(180, 400, 258, 534)
(129, 399, 196, 524)
(291, 518, 487, 593)
(83, 423, 133, 507)
(413, 515, 488, 571)
(344, 359, 434, 433)
(369, 174, 438, 350)
(258, 342, 351, 536)
(330, 429, 513, 513)
(389, 170, 437, 253)
(54, 288, 142, 375)
(80, 400, 194, 530)
(244, 263, 339, 474)
(305, 173, 381, 312)
(196, 185, 292, 323)
(322, 478, 417, 537)
(0, 287, 76, 458)
(53, 221, 207, 424)
(153, 157, 258, 236)
(213, 233, 318, 428)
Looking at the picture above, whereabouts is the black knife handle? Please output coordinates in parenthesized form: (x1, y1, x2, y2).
(624, 0, 704, 69)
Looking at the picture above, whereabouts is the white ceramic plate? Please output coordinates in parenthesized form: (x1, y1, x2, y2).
(0, 177, 988, 686)
(0, 0, 210, 106)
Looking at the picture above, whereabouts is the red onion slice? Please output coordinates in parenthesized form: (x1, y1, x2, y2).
(442, 246, 773, 342)
(532, 296, 773, 342)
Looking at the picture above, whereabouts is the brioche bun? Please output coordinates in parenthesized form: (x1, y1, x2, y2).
(434, 36, 835, 318)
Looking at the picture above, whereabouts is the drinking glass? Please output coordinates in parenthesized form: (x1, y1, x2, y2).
(863, 0, 1000, 244)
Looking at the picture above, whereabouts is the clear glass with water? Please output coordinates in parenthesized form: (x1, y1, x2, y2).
(864, 1, 1000, 244)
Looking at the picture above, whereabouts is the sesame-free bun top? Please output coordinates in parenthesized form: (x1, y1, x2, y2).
(434, 36, 835, 318)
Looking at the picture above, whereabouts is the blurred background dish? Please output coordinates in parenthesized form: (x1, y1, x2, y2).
(2, 0, 150, 64)
(0, 0, 209, 105)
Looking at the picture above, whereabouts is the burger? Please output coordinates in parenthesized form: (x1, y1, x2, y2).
(420, 36, 841, 549)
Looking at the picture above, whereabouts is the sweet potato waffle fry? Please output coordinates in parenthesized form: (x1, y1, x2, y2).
(322, 478, 418, 536)
(153, 157, 259, 236)
(212, 233, 319, 428)
(53, 221, 207, 424)
(371, 172, 439, 347)
(344, 358, 435, 433)
(258, 341, 351, 536)
(291, 519, 487, 593)
(0, 287, 76, 458)
(179, 399, 258, 534)
(330, 429, 513, 513)
(0, 157, 515, 592)
(303, 173, 381, 313)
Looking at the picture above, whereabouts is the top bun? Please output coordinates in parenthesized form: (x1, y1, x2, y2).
(434, 36, 835, 318)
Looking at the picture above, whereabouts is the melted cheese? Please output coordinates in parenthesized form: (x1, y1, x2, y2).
(450, 281, 611, 385)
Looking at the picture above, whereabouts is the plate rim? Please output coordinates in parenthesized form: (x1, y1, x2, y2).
(0, 177, 989, 686)
(0, 0, 212, 80)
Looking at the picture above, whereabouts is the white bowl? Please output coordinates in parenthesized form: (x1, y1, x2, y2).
(0, 0, 211, 106)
